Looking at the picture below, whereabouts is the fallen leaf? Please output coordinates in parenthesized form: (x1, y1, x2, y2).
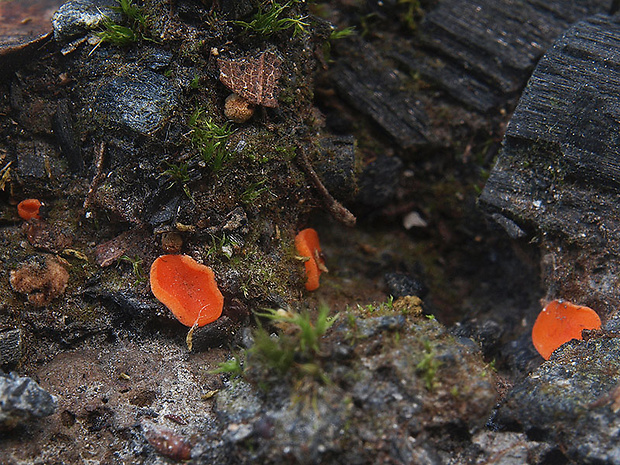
(218, 49, 282, 107)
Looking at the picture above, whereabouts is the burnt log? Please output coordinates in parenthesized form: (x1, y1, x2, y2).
(330, 38, 435, 149)
(329, 0, 611, 149)
(479, 14, 620, 316)
(401, 0, 612, 112)
(0, 328, 22, 367)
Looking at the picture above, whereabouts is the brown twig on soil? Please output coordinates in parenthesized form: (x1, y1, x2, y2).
(83, 141, 106, 211)
(295, 143, 356, 227)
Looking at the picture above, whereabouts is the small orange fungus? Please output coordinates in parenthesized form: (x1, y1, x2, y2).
(17, 199, 42, 220)
(150, 255, 224, 327)
(532, 300, 601, 360)
(295, 228, 327, 291)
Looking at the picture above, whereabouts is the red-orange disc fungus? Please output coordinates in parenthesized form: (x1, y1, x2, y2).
(17, 199, 42, 220)
(294, 228, 327, 291)
(532, 300, 601, 360)
(150, 255, 224, 327)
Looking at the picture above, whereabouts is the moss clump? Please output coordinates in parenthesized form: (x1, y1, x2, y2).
(212, 305, 338, 387)
(97, 0, 154, 47)
(350, 295, 423, 318)
(234, 0, 310, 38)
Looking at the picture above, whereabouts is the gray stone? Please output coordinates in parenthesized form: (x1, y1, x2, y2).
(0, 372, 57, 430)
(200, 306, 497, 464)
(94, 69, 179, 135)
(16, 140, 48, 179)
(357, 154, 403, 209)
(472, 431, 554, 465)
(142, 48, 174, 71)
(52, 0, 123, 43)
(315, 135, 357, 202)
(495, 337, 620, 464)
(385, 272, 427, 299)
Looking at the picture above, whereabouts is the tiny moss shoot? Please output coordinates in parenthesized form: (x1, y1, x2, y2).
(234, 0, 309, 37)
(161, 161, 192, 199)
(241, 180, 269, 204)
(205, 233, 235, 259)
(119, 254, 146, 282)
(97, 23, 138, 46)
(189, 108, 235, 172)
(189, 74, 201, 89)
(322, 26, 355, 61)
(209, 356, 243, 377)
(416, 340, 441, 391)
(398, 0, 425, 31)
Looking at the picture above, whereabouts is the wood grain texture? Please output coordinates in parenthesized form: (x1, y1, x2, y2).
(0, 328, 22, 366)
(330, 0, 610, 147)
(330, 38, 434, 149)
(406, 0, 611, 111)
(480, 14, 620, 251)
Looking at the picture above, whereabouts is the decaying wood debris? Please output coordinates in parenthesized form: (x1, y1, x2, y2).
(480, 14, 620, 317)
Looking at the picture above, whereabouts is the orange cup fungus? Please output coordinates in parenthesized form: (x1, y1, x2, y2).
(17, 199, 42, 220)
(150, 254, 224, 327)
(532, 299, 601, 360)
(294, 228, 327, 291)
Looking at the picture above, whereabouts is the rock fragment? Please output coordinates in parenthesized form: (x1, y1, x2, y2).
(495, 337, 620, 464)
(0, 328, 23, 366)
(94, 69, 179, 135)
(52, 0, 122, 43)
(199, 302, 497, 463)
(0, 372, 57, 430)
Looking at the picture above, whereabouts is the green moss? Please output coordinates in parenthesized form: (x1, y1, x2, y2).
(210, 355, 243, 377)
(350, 295, 422, 319)
(211, 305, 338, 387)
(397, 0, 425, 31)
(189, 74, 201, 89)
(97, 0, 154, 47)
(189, 108, 235, 172)
(119, 254, 146, 283)
(240, 180, 269, 204)
(234, 0, 309, 38)
(416, 339, 442, 391)
(161, 161, 192, 199)
(97, 23, 139, 47)
(239, 250, 291, 298)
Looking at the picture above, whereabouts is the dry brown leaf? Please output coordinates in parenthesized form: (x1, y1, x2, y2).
(218, 50, 283, 108)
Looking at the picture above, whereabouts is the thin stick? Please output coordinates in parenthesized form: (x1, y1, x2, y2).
(296, 144, 356, 227)
(83, 141, 106, 210)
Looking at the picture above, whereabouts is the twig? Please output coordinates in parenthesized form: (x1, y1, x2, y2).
(84, 141, 106, 210)
(296, 143, 356, 227)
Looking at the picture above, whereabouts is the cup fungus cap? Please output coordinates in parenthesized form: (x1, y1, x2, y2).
(17, 199, 42, 220)
(532, 299, 601, 360)
(150, 254, 224, 327)
(295, 228, 327, 291)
